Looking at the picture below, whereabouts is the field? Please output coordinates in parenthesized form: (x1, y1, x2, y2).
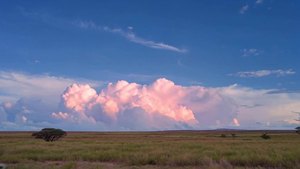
(0, 131, 299, 169)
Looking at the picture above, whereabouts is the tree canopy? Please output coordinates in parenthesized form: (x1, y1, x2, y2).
(32, 128, 67, 142)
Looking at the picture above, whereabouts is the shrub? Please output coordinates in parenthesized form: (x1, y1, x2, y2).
(261, 133, 271, 139)
(295, 127, 300, 134)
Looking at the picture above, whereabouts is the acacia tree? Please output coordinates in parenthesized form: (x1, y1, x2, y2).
(32, 128, 67, 142)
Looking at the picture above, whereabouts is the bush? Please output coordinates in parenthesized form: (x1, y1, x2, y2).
(261, 133, 271, 139)
(220, 134, 226, 138)
(295, 127, 300, 134)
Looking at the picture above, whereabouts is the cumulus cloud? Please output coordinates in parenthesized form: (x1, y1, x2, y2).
(54, 78, 239, 130)
(0, 98, 57, 130)
(240, 5, 249, 14)
(0, 71, 101, 130)
(50, 78, 300, 130)
(1, 72, 300, 131)
(231, 69, 295, 78)
(74, 21, 186, 53)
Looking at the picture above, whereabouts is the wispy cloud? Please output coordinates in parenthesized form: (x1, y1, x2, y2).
(241, 48, 261, 57)
(256, 0, 264, 4)
(18, 8, 187, 54)
(239, 0, 265, 14)
(74, 21, 187, 53)
(230, 69, 296, 78)
(239, 5, 249, 14)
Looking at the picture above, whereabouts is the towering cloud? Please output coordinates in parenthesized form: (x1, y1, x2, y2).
(53, 78, 238, 130)
(1, 72, 299, 131)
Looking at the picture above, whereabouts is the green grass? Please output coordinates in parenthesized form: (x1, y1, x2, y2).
(0, 131, 299, 169)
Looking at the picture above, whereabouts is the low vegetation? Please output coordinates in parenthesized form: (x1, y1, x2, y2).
(0, 131, 299, 169)
(260, 133, 271, 139)
(296, 127, 300, 134)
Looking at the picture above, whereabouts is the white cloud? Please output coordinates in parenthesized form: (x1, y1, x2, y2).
(51, 112, 70, 120)
(0, 71, 100, 104)
(19, 9, 186, 53)
(1, 72, 300, 131)
(240, 5, 249, 14)
(54, 78, 300, 130)
(0, 71, 103, 130)
(231, 69, 295, 78)
(219, 85, 300, 129)
(74, 21, 187, 53)
(241, 48, 261, 57)
(54, 78, 238, 130)
(239, 0, 264, 15)
(0, 71, 74, 103)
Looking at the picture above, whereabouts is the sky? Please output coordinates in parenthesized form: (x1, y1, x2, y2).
(0, 0, 300, 131)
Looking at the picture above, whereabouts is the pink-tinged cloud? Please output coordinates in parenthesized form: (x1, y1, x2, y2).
(51, 112, 70, 120)
(62, 84, 97, 113)
(233, 118, 240, 126)
(56, 78, 238, 129)
(1, 72, 300, 130)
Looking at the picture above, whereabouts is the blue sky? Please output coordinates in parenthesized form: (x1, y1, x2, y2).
(1, 0, 299, 88)
(0, 0, 300, 130)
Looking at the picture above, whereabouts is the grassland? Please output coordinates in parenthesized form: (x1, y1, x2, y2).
(0, 130, 299, 169)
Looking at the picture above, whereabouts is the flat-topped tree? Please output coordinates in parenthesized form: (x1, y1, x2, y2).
(32, 128, 67, 142)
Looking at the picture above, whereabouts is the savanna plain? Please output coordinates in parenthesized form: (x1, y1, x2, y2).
(0, 131, 299, 169)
